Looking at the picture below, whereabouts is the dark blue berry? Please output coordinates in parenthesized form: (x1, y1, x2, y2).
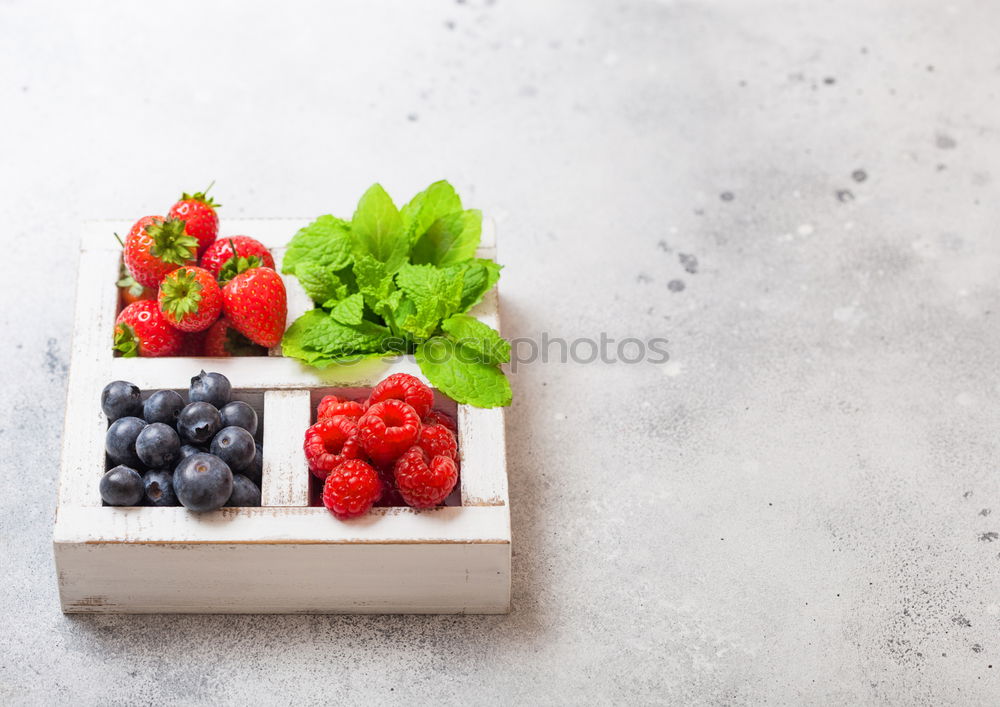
(210, 426, 255, 471)
(189, 370, 232, 408)
(177, 402, 221, 445)
(142, 469, 178, 507)
(135, 422, 180, 468)
(174, 453, 233, 512)
(143, 389, 185, 425)
(244, 443, 263, 486)
(101, 381, 142, 422)
(219, 401, 258, 436)
(226, 474, 261, 507)
(178, 444, 205, 461)
(105, 416, 147, 467)
(100, 465, 143, 506)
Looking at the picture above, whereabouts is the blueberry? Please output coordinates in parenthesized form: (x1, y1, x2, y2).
(244, 443, 263, 486)
(135, 422, 180, 468)
(210, 426, 256, 471)
(105, 416, 147, 467)
(143, 390, 185, 425)
(189, 370, 232, 408)
(100, 465, 143, 506)
(101, 381, 142, 422)
(178, 444, 205, 461)
(219, 401, 258, 436)
(142, 469, 178, 507)
(174, 453, 233, 512)
(177, 402, 221, 445)
(226, 474, 262, 507)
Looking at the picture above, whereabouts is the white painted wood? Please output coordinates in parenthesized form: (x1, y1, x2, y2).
(55, 542, 510, 614)
(458, 406, 509, 507)
(261, 390, 310, 507)
(53, 505, 509, 544)
(57, 248, 120, 508)
(56, 217, 512, 614)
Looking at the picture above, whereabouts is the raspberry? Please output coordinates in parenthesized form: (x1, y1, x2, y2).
(358, 399, 422, 468)
(322, 459, 382, 519)
(393, 447, 458, 509)
(317, 395, 365, 421)
(367, 373, 434, 418)
(416, 424, 457, 461)
(303, 416, 363, 479)
(423, 409, 457, 435)
(373, 466, 406, 507)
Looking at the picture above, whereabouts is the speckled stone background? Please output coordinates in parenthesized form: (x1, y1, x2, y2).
(3, 0, 1000, 704)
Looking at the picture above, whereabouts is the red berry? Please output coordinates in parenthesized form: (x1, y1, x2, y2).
(203, 316, 267, 357)
(179, 330, 207, 356)
(317, 395, 365, 421)
(416, 424, 457, 461)
(322, 459, 382, 519)
(200, 236, 275, 280)
(221, 267, 287, 348)
(123, 216, 198, 289)
(367, 373, 434, 418)
(168, 188, 220, 256)
(423, 409, 457, 434)
(357, 399, 422, 468)
(393, 447, 458, 509)
(113, 300, 184, 357)
(117, 271, 155, 306)
(304, 416, 364, 479)
(157, 266, 223, 332)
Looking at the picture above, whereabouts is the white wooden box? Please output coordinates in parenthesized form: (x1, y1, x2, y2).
(53, 219, 511, 614)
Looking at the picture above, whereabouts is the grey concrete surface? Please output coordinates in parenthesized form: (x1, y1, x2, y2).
(2, 0, 999, 703)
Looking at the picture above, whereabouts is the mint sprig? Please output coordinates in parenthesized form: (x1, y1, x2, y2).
(280, 180, 510, 408)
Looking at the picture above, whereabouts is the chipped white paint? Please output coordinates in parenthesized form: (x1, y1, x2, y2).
(54, 218, 511, 614)
(261, 390, 311, 507)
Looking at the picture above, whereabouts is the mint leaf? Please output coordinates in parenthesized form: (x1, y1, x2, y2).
(411, 209, 482, 267)
(441, 313, 510, 364)
(351, 184, 407, 270)
(301, 314, 392, 356)
(280, 310, 337, 365)
(416, 337, 512, 407)
(282, 215, 353, 274)
(446, 258, 502, 312)
(395, 263, 463, 339)
(354, 254, 396, 309)
(295, 264, 349, 305)
(282, 309, 395, 366)
(400, 180, 462, 242)
(329, 293, 364, 326)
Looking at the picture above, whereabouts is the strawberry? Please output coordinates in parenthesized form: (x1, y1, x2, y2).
(200, 236, 275, 281)
(221, 267, 287, 348)
(114, 300, 184, 357)
(168, 186, 220, 256)
(117, 270, 155, 306)
(122, 215, 198, 289)
(203, 316, 267, 357)
(158, 266, 223, 332)
(179, 330, 207, 356)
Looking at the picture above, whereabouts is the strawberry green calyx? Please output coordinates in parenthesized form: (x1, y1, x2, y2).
(116, 272, 145, 297)
(217, 238, 262, 285)
(159, 269, 204, 321)
(180, 181, 221, 208)
(113, 324, 140, 358)
(218, 254, 262, 285)
(146, 217, 198, 265)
